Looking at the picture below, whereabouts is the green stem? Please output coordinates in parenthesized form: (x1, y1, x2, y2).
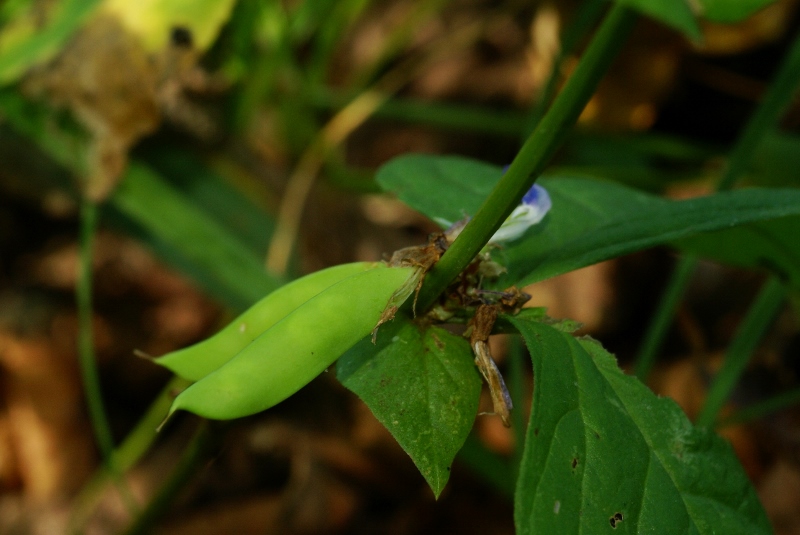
(69, 375, 190, 532)
(634, 255, 695, 380)
(633, 27, 800, 380)
(717, 386, 800, 428)
(416, 4, 638, 311)
(77, 199, 139, 514)
(524, 0, 607, 135)
(717, 28, 800, 192)
(124, 421, 223, 535)
(696, 277, 787, 428)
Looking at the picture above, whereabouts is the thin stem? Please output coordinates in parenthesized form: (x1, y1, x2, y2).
(634, 255, 696, 380)
(717, 386, 800, 428)
(69, 375, 190, 532)
(696, 277, 787, 428)
(717, 28, 800, 192)
(524, 0, 607, 135)
(633, 27, 800, 380)
(123, 421, 222, 535)
(77, 199, 139, 514)
(417, 4, 638, 311)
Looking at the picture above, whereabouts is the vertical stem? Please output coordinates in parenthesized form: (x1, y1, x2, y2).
(634, 255, 695, 380)
(633, 28, 800, 380)
(524, 0, 607, 135)
(696, 278, 786, 427)
(77, 199, 139, 514)
(124, 421, 222, 535)
(416, 5, 638, 311)
(717, 28, 800, 192)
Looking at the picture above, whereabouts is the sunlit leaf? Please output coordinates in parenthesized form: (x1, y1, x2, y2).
(102, 0, 236, 52)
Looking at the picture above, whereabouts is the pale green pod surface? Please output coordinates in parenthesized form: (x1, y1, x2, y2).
(168, 265, 418, 420)
(154, 262, 380, 381)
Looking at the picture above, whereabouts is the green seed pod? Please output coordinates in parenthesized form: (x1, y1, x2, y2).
(166, 265, 419, 421)
(154, 262, 380, 381)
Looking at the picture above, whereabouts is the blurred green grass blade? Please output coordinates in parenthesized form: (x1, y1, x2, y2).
(111, 162, 281, 310)
(311, 88, 527, 137)
(718, 386, 800, 428)
(141, 149, 275, 256)
(696, 278, 787, 427)
(0, 88, 279, 309)
(699, 0, 780, 23)
(0, 0, 100, 85)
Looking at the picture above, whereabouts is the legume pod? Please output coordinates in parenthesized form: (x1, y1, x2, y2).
(154, 262, 380, 381)
(166, 264, 419, 420)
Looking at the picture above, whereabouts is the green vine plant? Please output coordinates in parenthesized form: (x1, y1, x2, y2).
(1, 0, 795, 532)
(144, 3, 797, 534)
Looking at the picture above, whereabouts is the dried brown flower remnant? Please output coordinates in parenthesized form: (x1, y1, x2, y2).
(23, 15, 223, 201)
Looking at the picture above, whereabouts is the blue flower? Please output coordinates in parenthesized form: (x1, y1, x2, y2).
(436, 181, 551, 244)
(489, 183, 551, 243)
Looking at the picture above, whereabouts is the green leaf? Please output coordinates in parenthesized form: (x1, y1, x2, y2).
(510, 318, 771, 534)
(0, 0, 101, 85)
(103, 0, 237, 52)
(614, 0, 701, 39)
(698, 0, 779, 23)
(337, 317, 482, 498)
(377, 154, 800, 288)
(674, 217, 800, 289)
(111, 162, 281, 310)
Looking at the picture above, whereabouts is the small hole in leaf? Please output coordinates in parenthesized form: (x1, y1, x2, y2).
(609, 512, 624, 528)
(571, 457, 578, 469)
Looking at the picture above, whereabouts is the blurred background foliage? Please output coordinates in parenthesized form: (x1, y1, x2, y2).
(1, 0, 800, 533)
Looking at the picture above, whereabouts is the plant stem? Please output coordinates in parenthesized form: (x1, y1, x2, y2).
(416, 4, 638, 311)
(123, 421, 222, 535)
(696, 277, 787, 428)
(69, 375, 190, 531)
(523, 0, 607, 135)
(633, 27, 800, 380)
(77, 199, 139, 514)
(717, 27, 800, 192)
(717, 386, 800, 428)
(634, 255, 695, 380)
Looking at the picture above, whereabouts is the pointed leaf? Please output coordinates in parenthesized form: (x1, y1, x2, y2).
(337, 317, 481, 498)
(377, 154, 800, 288)
(675, 216, 800, 289)
(509, 317, 770, 534)
(698, 0, 779, 23)
(614, 0, 701, 39)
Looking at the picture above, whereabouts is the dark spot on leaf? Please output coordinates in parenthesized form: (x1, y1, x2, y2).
(171, 26, 193, 47)
(431, 332, 445, 351)
(534, 428, 539, 436)
(594, 432, 601, 440)
(571, 457, 578, 469)
(609, 512, 623, 528)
